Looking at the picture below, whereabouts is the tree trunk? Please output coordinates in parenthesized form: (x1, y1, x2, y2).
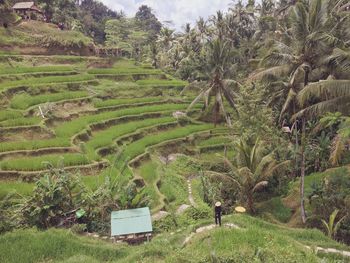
(300, 65, 310, 224)
(247, 192, 255, 214)
(300, 117, 307, 224)
(214, 102, 219, 127)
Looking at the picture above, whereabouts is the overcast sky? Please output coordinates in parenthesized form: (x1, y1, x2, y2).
(100, 0, 233, 30)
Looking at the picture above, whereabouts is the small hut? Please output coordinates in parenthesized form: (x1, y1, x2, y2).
(12, 2, 43, 20)
(111, 207, 153, 243)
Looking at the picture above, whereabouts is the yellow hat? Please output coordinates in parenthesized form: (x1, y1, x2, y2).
(215, 201, 221, 207)
(235, 206, 246, 213)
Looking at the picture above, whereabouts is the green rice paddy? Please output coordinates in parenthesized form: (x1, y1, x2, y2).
(0, 57, 222, 209)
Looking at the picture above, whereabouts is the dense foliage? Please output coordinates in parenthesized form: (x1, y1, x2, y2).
(6, 0, 122, 43)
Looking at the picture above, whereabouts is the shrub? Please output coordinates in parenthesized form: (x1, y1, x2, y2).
(308, 167, 350, 244)
(185, 205, 211, 221)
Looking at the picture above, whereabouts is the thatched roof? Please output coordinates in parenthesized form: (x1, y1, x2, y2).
(13, 2, 35, 9)
(12, 2, 42, 13)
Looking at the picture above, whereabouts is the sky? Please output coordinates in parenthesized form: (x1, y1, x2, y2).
(100, 0, 233, 31)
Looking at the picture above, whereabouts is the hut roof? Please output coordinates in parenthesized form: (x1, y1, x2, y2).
(12, 2, 42, 13)
(13, 2, 35, 9)
(111, 207, 153, 236)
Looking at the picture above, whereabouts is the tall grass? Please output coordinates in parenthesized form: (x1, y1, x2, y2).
(85, 116, 176, 159)
(0, 21, 93, 48)
(0, 153, 89, 171)
(0, 66, 74, 75)
(94, 97, 163, 108)
(0, 181, 34, 199)
(198, 136, 230, 147)
(10, 90, 89, 110)
(0, 116, 41, 127)
(138, 161, 159, 184)
(0, 74, 95, 91)
(159, 166, 188, 206)
(136, 79, 187, 87)
(55, 103, 189, 138)
(0, 229, 125, 263)
(0, 110, 22, 122)
(87, 68, 162, 75)
(0, 138, 70, 153)
(121, 123, 212, 163)
(0, 214, 343, 263)
(0, 104, 190, 153)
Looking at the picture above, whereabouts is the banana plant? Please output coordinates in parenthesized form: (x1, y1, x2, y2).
(321, 209, 346, 239)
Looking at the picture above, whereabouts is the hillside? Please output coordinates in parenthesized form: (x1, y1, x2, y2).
(0, 55, 198, 206)
(1, 214, 350, 263)
(0, 21, 94, 55)
(1, 0, 350, 262)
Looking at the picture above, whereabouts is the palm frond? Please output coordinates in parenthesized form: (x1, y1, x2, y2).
(187, 85, 212, 111)
(297, 80, 350, 106)
(309, 0, 328, 32)
(222, 83, 239, 115)
(223, 79, 242, 91)
(206, 170, 242, 189)
(291, 2, 310, 42)
(249, 65, 292, 81)
(250, 138, 261, 172)
(293, 95, 350, 119)
(330, 134, 347, 166)
(180, 81, 206, 95)
(328, 48, 350, 73)
(261, 52, 295, 67)
(280, 88, 297, 121)
(252, 181, 269, 192)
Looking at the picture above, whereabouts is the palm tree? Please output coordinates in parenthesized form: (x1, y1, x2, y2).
(186, 38, 241, 126)
(319, 113, 350, 166)
(294, 48, 350, 119)
(196, 17, 208, 43)
(157, 27, 175, 50)
(254, 0, 341, 121)
(252, 0, 345, 224)
(221, 138, 289, 213)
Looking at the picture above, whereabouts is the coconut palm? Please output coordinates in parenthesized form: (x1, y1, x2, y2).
(294, 48, 350, 119)
(157, 27, 175, 50)
(253, 0, 342, 121)
(186, 38, 241, 126)
(252, 0, 345, 223)
(221, 138, 289, 213)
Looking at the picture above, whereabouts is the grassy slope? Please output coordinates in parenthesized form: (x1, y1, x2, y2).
(0, 214, 348, 263)
(280, 166, 350, 226)
(0, 21, 92, 50)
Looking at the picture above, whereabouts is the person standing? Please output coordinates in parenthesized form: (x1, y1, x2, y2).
(215, 201, 222, 226)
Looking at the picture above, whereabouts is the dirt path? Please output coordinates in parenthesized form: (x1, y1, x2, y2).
(182, 223, 350, 259)
(183, 222, 240, 246)
(304, 245, 350, 258)
(187, 178, 196, 207)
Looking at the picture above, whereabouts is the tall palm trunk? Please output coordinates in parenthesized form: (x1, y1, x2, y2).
(300, 67, 310, 224)
(300, 116, 307, 223)
(214, 102, 219, 127)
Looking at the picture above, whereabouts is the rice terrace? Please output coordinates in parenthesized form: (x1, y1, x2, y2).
(1, 0, 350, 262)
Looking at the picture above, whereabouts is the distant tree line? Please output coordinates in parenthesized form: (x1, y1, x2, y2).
(5, 0, 124, 43)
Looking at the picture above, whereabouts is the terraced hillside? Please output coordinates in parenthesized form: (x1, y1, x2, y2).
(0, 55, 229, 211)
